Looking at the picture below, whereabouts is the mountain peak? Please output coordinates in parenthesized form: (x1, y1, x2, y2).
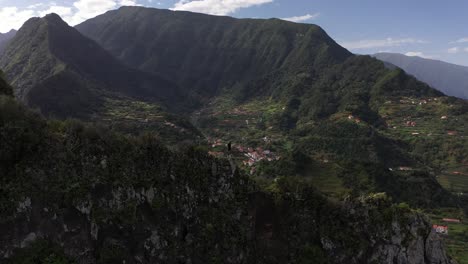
(0, 11, 181, 116)
(18, 13, 69, 34)
(43, 13, 66, 23)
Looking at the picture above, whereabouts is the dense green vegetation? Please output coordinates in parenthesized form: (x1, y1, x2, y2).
(426, 208, 468, 264)
(0, 14, 199, 143)
(0, 70, 12, 96)
(0, 91, 444, 263)
(77, 6, 351, 103)
(76, 9, 468, 261)
(0, 7, 466, 262)
(0, 14, 181, 109)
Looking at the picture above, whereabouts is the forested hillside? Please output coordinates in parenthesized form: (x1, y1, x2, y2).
(0, 14, 201, 143)
(0, 71, 455, 264)
(0, 6, 466, 263)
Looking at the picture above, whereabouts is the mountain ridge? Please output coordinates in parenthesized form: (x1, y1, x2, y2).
(76, 6, 445, 127)
(0, 13, 183, 118)
(76, 6, 352, 102)
(0, 29, 16, 54)
(374, 52, 468, 99)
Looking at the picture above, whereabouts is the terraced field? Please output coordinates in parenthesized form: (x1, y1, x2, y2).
(380, 97, 466, 138)
(90, 96, 202, 144)
(379, 96, 468, 186)
(438, 166, 468, 193)
(426, 208, 468, 264)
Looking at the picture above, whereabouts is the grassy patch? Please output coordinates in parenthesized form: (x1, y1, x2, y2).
(425, 208, 468, 264)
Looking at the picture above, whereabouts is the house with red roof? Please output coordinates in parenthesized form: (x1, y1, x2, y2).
(432, 225, 448, 235)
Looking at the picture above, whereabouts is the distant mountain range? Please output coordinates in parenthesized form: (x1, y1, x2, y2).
(374, 53, 468, 99)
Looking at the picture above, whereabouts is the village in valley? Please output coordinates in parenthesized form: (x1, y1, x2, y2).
(193, 94, 468, 261)
(192, 95, 288, 174)
(207, 137, 281, 174)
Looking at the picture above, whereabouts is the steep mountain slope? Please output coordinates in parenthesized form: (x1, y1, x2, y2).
(0, 72, 455, 264)
(76, 7, 443, 122)
(76, 7, 466, 208)
(0, 70, 13, 96)
(0, 8, 465, 263)
(76, 7, 352, 101)
(374, 53, 468, 99)
(0, 29, 16, 54)
(0, 14, 181, 118)
(0, 14, 202, 142)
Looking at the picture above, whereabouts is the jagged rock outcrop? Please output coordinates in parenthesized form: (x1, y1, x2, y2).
(1, 159, 251, 263)
(1, 181, 455, 264)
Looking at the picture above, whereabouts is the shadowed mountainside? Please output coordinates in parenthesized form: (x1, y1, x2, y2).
(0, 14, 182, 119)
(0, 29, 16, 54)
(0, 72, 455, 263)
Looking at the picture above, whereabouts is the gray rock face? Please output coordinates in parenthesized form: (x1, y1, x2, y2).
(369, 219, 452, 264)
(0, 164, 455, 264)
(0, 159, 251, 263)
(0, 29, 16, 54)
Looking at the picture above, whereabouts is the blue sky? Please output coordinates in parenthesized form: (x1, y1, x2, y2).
(1, 0, 468, 66)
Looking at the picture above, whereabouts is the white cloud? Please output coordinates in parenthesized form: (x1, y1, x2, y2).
(451, 37, 468, 44)
(69, 0, 118, 25)
(404, 51, 433, 59)
(120, 0, 142, 6)
(171, 0, 273, 15)
(0, 0, 142, 33)
(340, 38, 428, 50)
(27, 3, 45, 9)
(447, 47, 468, 54)
(0, 7, 36, 33)
(405, 51, 424, 57)
(39, 6, 73, 18)
(281, 13, 319, 23)
(448, 47, 459, 54)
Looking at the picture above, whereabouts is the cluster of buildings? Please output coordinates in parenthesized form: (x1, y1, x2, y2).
(241, 147, 280, 167)
(388, 166, 414, 172)
(399, 98, 434, 105)
(207, 138, 281, 168)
